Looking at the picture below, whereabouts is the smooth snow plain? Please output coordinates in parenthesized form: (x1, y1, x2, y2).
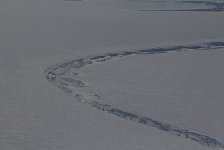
(1, 0, 224, 150)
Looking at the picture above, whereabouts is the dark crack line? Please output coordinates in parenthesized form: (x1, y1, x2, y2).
(138, 8, 223, 12)
(138, 0, 224, 12)
(45, 41, 224, 149)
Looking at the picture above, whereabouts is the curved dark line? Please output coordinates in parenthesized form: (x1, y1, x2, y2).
(138, 1, 224, 12)
(63, 0, 224, 12)
(45, 41, 224, 149)
(138, 9, 221, 12)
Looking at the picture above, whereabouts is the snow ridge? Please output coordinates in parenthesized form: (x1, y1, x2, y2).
(45, 41, 224, 149)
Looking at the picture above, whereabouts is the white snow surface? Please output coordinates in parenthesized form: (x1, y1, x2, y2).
(1, 0, 224, 150)
(80, 49, 224, 141)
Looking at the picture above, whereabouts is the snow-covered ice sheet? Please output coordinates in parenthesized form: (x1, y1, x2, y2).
(45, 42, 224, 149)
(1, 0, 224, 150)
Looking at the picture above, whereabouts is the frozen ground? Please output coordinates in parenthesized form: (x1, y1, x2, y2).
(1, 0, 224, 150)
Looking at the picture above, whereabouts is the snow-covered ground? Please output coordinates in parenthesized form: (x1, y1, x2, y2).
(1, 0, 224, 150)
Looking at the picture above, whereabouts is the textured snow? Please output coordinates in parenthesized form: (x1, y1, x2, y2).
(80, 48, 224, 143)
(45, 42, 224, 148)
(1, 0, 224, 150)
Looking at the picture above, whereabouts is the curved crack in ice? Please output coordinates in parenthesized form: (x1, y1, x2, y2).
(45, 41, 224, 149)
(138, 1, 224, 12)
